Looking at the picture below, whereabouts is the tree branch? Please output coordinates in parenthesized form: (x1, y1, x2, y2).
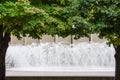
(2, 32, 11, 48)
(7, 26, 16, 34)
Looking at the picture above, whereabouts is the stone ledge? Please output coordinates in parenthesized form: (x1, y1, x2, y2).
(6, 67, 115, 77)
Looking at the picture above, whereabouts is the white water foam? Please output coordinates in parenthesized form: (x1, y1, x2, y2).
(6, 42, 115, 68)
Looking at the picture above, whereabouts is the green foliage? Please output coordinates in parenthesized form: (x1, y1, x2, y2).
(0, 0, 49, 39)
(64, 0, 120, 46)
(0, 0, 72, 40)
(36, 0, 72, 37)
(63, 0, 95, 39)
(0, 0, 71, 39)
(1, 0, 120, 47)
(92, 0, 120, 47)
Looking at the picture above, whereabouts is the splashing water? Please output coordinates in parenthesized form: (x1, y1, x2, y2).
(6, 42, 115, 68)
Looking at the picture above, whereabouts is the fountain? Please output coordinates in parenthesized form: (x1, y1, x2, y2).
(6, 42, 115, 77)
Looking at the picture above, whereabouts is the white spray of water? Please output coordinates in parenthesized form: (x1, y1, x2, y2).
(6, 42, 115, 68)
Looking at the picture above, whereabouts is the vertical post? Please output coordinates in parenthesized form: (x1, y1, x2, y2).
(71, 25, 75, 44)
(54, 35, 57, 43)
(89, 34, 92, 43)
(71, 35, 73, 44)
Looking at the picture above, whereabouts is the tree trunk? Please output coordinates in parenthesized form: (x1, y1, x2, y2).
(0, 48, 6, 80)
(114, 45, 120, 80)
(0, 26, 10, 80)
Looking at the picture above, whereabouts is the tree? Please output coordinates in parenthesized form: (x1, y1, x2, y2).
(93, 1, 120, 80)
(66, 0, 120, 80)
(2, 0, 120, 80)
(0, 0, 46, 80)
(0, 0, 72, 80)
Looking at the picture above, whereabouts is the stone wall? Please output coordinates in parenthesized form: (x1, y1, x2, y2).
(10, 34, 106, 45)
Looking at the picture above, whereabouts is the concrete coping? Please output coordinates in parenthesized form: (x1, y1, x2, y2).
(6, 67, 115, 77)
